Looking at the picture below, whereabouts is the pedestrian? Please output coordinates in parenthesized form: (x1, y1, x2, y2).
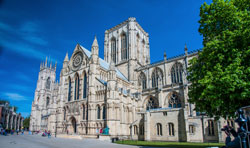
(21, 129, 24, 135)
(48, 130, 51, 138)
(96, 128, 99, 138)
(16, 129, 19, 135)
(4, 129, 7, 136)
(100, 128, 103, 134)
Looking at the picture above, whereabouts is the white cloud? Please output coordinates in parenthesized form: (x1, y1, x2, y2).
(3, 92, 28, 101)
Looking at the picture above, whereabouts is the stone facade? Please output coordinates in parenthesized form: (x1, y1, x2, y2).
(30, 17, 232, 142)
(0, 103, 24, 130)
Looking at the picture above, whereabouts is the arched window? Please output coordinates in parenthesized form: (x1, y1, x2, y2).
(83, 72, 87, 99)
(111, 37, 116, 63)
(142, 39, 145, 64)
(137, 34, 140, 61)
(121, 33, 127, 60)
(134, 125, 138, 135)
(146, 97, 159, 110)
(82, 105, 85, 120)
(139, 125, 144, 135)
(208, 120, 214, 136)
(138, 72, 147, 90)
(68, 77, 71, 101)
(46, 77, 51, 89)
(168, 93, 181, 108)
(171, 63, 183, 84)
(74, 74, 79, 100)
(97, 106, 101, 119)
(189, 125, 195, 134)
(157, 123, 162, 136)
(169, 123, 175, 136)
(46, 97, 50, 107)
(102, 106, 106, 119)
(152, 68, 163, 88)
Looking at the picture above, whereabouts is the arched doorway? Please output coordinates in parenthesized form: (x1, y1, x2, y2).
(71, 117, 77, 134)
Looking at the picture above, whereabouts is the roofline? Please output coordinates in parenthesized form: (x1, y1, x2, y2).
(136, 49, 200, 71)
(105, 17, 148, 36)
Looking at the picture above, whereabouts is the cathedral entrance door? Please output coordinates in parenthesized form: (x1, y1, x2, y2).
(71, 117, 77, 134)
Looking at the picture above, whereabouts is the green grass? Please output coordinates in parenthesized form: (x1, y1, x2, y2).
(115, 140, 225, 148)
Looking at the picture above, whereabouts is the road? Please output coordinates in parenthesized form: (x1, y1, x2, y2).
(0, 133, 143, 148)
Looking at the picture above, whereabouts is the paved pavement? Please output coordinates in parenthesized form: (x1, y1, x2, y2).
(0, 133, 150, 148)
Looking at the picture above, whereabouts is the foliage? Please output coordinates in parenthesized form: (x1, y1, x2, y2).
(23, 116, 30, 129)
(188, 0, 250, 119)
(115, 140, 224, 148)
(0, 99, 9, 105)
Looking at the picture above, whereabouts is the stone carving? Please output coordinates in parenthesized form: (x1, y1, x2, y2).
(71, 52, 83, 71)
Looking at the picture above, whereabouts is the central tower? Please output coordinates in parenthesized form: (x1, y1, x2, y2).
(104, 17, 150, 82)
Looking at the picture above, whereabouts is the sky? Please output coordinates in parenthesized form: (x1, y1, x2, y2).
(0, 0, 212, 117)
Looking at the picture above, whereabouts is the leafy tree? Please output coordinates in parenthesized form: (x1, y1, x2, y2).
(23, 116, 30, 129)
(188, 0, 250, 119)
(0, 99, 9, 105)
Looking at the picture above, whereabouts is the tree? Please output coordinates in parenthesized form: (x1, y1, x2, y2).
(0, 99, 9, 105)
(188, 0, 250, 119)
(23, 116, 30, 129)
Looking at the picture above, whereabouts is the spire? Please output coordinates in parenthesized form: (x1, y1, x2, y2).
(50, 61, 52, 69)
(92, 36, 99, 47)
(55, 61, 57, 70)
(184, 44, 188, 55)
(64, 52, 69, 62)
(91, 36, 99, 57)
(45, 56, 48, 67)
(164, 51, 167, 61)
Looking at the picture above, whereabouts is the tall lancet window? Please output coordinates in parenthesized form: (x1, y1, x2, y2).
(171, 63, 183, 84)
(121, 33, 127, 60)
(137, 34, 140, 61)
(74, 74, 79, 100)
(151, 68, 163, 88)
(111, 37, 116, 63)
(68, 77, 71, 102)
(138, 72, 147, 90)
(83, 72, 87, 99)
(142, 39, 145, 64)
(46, 77, 51, 89)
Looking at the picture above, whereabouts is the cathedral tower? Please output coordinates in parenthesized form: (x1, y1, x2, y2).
(104, 17, 150, 82)
(30, 57, 56, 131)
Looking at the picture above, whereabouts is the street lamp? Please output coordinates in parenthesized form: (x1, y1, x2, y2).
(55, 110, 58, 138)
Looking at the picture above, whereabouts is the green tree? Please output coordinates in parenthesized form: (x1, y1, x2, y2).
(23, 116, 30, 129)
(188, 0, 250, 119)
(0, 99, 9, 104)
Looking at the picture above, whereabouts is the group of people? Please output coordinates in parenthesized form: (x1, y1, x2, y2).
(42, 130, 51, 138)
(0, 128, 24, 136)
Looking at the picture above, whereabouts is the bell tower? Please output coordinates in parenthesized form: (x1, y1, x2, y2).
(30, 57, 56, 131)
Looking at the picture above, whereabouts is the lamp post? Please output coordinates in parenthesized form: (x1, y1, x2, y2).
(55, 110, 58, 138)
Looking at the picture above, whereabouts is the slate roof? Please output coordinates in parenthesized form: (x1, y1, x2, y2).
(79, 45, 128, 82)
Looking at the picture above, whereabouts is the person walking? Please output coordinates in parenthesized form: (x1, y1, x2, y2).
(48, 130, 51, 138)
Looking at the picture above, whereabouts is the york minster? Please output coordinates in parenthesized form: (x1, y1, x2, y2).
(30, 17, 230, 142)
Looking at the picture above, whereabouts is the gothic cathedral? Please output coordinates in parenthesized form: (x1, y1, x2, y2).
(30, 17, 230, 142)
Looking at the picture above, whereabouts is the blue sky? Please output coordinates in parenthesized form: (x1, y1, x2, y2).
(0, 0, 211, 117)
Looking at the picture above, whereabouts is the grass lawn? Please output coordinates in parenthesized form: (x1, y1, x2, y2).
(115, 140, 225, 148)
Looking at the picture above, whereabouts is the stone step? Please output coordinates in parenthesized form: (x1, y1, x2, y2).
(57, 134, 82, 139)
